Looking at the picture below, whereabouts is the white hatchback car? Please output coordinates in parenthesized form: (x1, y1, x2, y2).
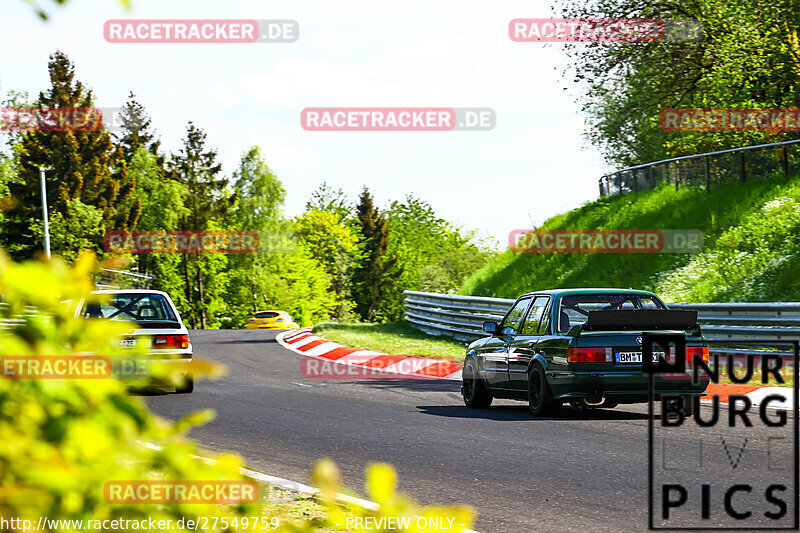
(76, 289, 194, 393)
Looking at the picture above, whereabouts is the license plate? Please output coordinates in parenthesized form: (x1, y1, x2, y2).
(615, 351, 665, 364)
(119, 338, 152, 349)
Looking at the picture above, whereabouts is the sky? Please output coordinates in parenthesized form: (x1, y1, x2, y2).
(0, 0, 610, 245)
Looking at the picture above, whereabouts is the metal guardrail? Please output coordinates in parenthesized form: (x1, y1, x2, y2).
(404, 292, 514, 341)
(1, 269, 154, 330)
(599, 138, 800, 197)
(94, 268, 153, 289)
(0, 303, 40, 331)
(404, 291, 800, 357)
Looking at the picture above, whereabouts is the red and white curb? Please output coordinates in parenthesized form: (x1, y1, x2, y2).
(277, 329, 794, 408)
(276, 328, 463, 381)
(704, 383, 795, 410)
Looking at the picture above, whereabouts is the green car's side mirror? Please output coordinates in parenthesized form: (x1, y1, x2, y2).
(482, 321, 499, 335)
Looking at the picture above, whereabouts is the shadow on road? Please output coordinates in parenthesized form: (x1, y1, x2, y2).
(416, 404, 651, 421)
(130, 387, 171, 396)
(222, 338, 278, 344)
(312, 377, 461, 393)
(188, 330, 280, 344)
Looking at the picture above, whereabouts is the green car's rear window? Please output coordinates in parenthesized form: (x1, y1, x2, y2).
(558, 294, 666, 332)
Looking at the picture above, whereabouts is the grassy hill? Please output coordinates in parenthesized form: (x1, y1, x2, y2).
(460, 176, 800, 302)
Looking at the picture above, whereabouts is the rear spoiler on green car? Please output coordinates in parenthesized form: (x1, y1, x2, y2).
(570, 309, 700, 336)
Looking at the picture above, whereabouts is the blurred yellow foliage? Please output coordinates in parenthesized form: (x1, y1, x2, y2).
(0, 251, 475, 531)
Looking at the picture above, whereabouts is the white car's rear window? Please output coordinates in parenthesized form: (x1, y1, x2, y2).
(83, 293, 178, 324)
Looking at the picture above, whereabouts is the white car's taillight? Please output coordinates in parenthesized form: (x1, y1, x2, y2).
(154, 334, 189, 349)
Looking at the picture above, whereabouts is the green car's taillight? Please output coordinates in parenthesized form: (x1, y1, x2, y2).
(568, 347, 612, 363)
(686, 346, 710, 362)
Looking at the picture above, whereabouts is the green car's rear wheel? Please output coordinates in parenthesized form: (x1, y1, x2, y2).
(528, 365, 553, 417)
(681, 394, 695, 417)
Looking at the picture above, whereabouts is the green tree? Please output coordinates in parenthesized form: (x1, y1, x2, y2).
(232, 146, 285, 229)
(169, 122, 229, 329)
(170, 122, 227, 232)
(295, 209, 360, 318)
(563, 0, 800, 165)
(382, 195, 493, 320)
(305, 181, 351, 222)
(0, 155, 11, 194)
(1, 90, 29, 255)
(0, 152, 13, 229)
(245, 245, 337, 326)
(122, 147, 189, 305)
(5, 51, 138, 258)
(226, 146, 287, 325)
(130, 148, 187, 233)
(29, 198, 104, 263)
(222, 147, 338, 328)
(0, 89, 32, 150)
(117, 92, 162, 163)
(352, 187, 399, 322)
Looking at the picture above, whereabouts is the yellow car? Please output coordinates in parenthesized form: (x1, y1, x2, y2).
(244, 310, 299, 329)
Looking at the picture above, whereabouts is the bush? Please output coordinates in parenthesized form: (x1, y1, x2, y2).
(656, 194, 800, 301)
(0, 251, 254, 529)
(0, 251, 474, 531)
(461, 177, 800, 302)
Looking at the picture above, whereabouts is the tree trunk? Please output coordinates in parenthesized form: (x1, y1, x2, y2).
(183, 254, 195, 329)
(197, 264, 207, 329)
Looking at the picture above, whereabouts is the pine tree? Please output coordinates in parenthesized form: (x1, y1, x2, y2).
(305, 182, 350, 222)
(4, 51, 138, 258)
(169, 122, 227, 232)
(117, 92, 162, 163)
(168, 122, 230, 329)
(117, 93, 167, 277)
(352, 187, 400, 321)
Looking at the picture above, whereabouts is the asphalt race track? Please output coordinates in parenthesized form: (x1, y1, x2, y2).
(146, 329, 795, 532)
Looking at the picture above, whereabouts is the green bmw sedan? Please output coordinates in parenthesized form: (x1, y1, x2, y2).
(461, 288, 710, 416)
